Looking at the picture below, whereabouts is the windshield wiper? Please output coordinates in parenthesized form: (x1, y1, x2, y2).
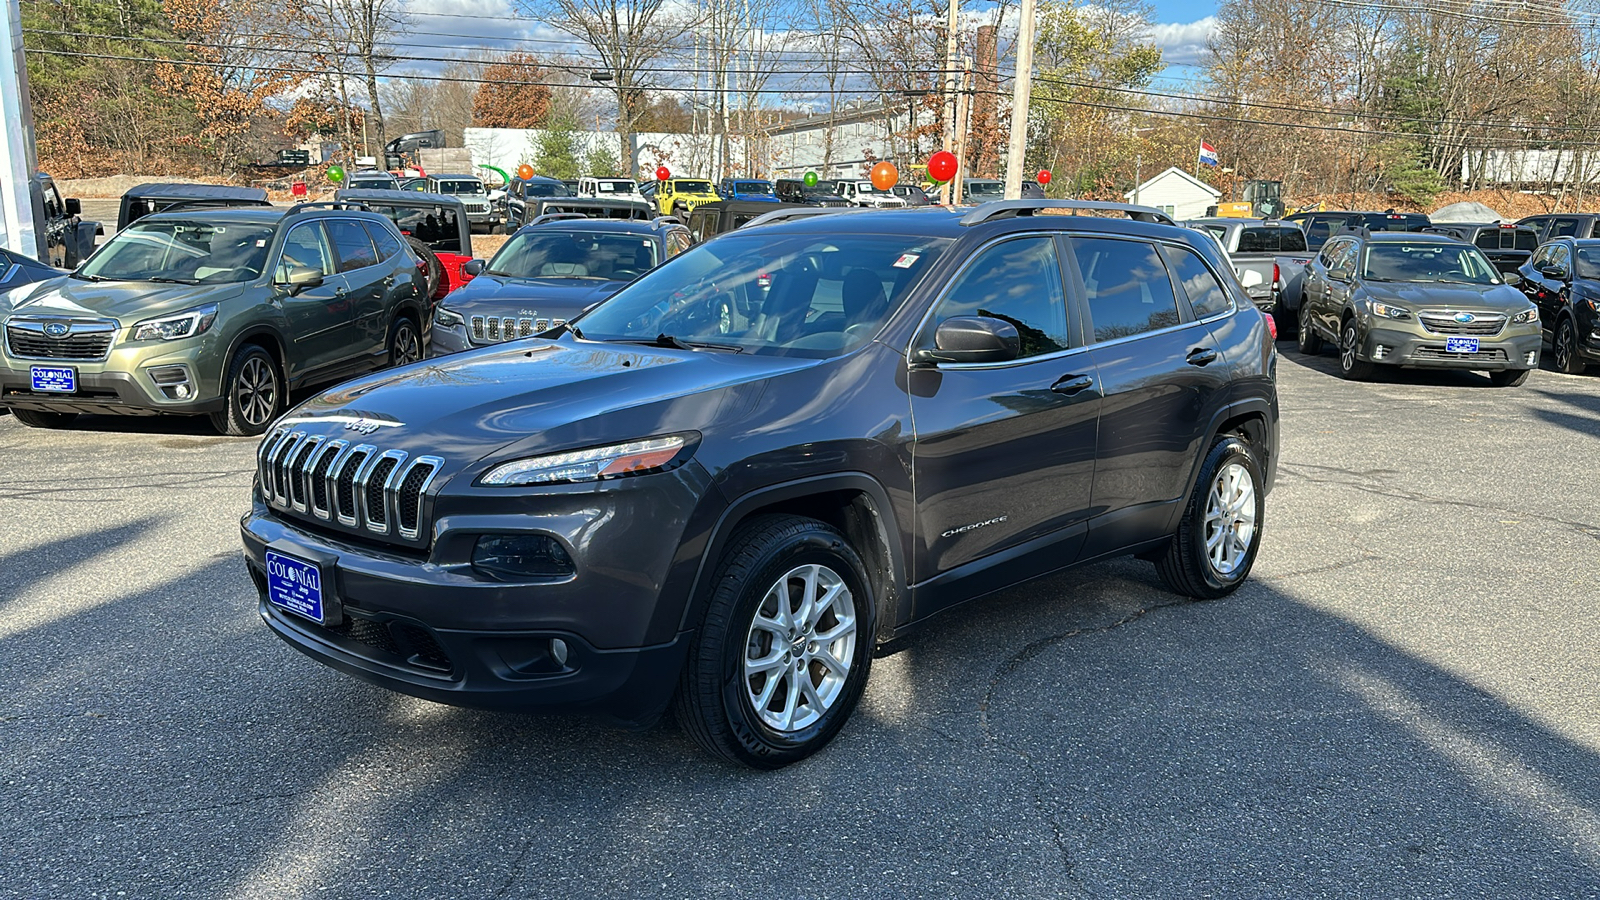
(603, 333, 743, 353)
(70, 272, 111, 282)
(145, 276, 197, 285)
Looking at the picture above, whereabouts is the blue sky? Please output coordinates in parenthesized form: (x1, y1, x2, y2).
(1145, 0, 1219, 81)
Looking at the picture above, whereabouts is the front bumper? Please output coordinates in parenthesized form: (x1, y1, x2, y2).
(239, 461, 713, 722)
(1360, 323, 1542, 370)
(0, 340, 226, 415)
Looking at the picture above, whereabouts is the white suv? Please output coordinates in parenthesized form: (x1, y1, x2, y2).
(578, 177, 648, 204)
(835, 180, 907, 208)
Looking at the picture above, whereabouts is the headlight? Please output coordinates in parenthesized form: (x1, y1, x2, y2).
(1371, 302, 1410, 320)
(480, 435, 688, 486)
(132, 304, 217, 341)
(1511, 306, 1540, 325)
(434, 305, 464, 327)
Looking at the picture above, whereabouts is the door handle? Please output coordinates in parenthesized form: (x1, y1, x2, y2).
(1187, 348, 1219, 367)
(1052, 374, 1094, 395)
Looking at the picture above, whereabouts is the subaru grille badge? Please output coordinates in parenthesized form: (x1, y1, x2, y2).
(1454, 313, 1476, 324)
(43, 321, 69, 338)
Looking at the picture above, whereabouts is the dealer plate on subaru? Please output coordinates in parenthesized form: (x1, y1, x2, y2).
(30, 366, 75, 393)
(1445, 337, 1480, 354)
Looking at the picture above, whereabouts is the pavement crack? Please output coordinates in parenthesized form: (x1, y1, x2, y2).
(491, 835, 541, 899)
(1260, 552, 1383, 582)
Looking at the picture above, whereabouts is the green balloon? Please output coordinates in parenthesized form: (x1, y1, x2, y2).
(325, 165, 345, 184)
(803, 171, 818, 188)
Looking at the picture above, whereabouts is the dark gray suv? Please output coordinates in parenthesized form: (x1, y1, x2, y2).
(240, 200, 1279, 767)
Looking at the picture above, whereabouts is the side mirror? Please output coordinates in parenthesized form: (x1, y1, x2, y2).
(277, 264, 324, 293)
(1328, 265, 1352, 282)
(64, 197, 81, 216)
(463, 259, 486, 276)
(1547, 266, 1569, 281)
(1502, 270, 1524, 286)
(915, 316, 1021, 365)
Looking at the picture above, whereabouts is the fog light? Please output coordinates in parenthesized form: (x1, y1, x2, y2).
(471, 534, 575, 580)
(1372, 344, 1390, 360)
(550, 638, 569, 667)
(175, 384, 191, 399)
(1527, 351, 1539, 366)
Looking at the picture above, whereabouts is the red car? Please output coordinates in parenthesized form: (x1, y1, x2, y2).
(336, 188, 477, 301)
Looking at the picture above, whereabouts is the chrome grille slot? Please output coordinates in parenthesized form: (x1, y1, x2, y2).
(1418, 312, 1506, 336)
(395, 457, 443, 539)
(471, 316, 485, 340)
(334, 447, 374, 524)
(307, 440, 345, 518)
(487, 317, 501, 341)
(286, 437, 321, 511)
(268, 432, 306, 506)
(469, 315, 539, 344)
(363, 451, 405, 533)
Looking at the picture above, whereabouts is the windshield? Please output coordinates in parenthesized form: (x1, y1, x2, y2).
(965, 181, 1004, 197)
(524, 181, 571, 198)
(1362, 243, 1502, 285)
(734, 181, 774, 195)
(575, 232, 952, 358)
(486, 230, 658, 281)
(349, 178, 395, 190)
(79, 219, 277, 284)
(1576, 247, 1600, 279)
(593, 180, 637, 194)
(435, 180, 484, 195)
(673, 181, 714, 194)
(855, 182, 885, 194)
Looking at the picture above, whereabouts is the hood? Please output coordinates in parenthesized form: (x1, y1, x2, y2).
(3, 277, 246, 323)
(440, 275, 628, 319)
(276, 338, 818, 464)
(1364, 281, 1527, 311)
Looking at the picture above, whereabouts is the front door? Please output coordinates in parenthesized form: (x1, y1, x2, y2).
(275, 222, 355, 379)
(1064, 236, 1234, 558)
(908, 234, 1101, 615)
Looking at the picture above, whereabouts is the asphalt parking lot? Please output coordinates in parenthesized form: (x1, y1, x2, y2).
(3, 343, 1599, 899)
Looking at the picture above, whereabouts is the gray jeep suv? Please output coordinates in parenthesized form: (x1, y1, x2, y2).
(240, 200, 1279, 767)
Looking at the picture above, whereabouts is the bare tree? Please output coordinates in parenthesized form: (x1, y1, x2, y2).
(300, 0, 408, 153)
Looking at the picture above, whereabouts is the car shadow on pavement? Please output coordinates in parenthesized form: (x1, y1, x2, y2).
(1528, 387, 1600, 439)
(1277, 341, 1507, 388)
(4, 550, 1598, 898)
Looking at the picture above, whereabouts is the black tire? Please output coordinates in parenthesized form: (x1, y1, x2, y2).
(1489, 368, 1531, 387)
(1553, 317, 1587, 375)
(490, 223, 507, 236)
(388, 315, 424, 368)
(1156, 435, 1265, 599)
(1338, 319, 1376, 380)
(1297, 303, 1323, 354)
(209, 345, 281, 437)
(10, 408, 77, 429)
(675, 514, 876, 769)
(1273, 298, 1298, 338)
(407, 237, 443, 299)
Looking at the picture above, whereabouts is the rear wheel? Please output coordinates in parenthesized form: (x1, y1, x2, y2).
(10, 408, 77, 429)
(1554, 317, 1587, 374)
(407, 237, 443, 299)
(209, 345, 281, 437)
(1489, 368, 1531, 387)
(675, 515, 875, 769)
(1273, 298, 1298, 337)
(1297, 304, 1323, 354)
(388, 316, 424, 367)
(1339, 319, 1376, 380)
(1156, 435, 1265, 599)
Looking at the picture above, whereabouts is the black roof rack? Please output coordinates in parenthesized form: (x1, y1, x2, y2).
(650, 215, 682, 228)
(741, 206, 865, 229)
(527, 212, 590, 226)
(286, 201, 369, 215)
(959, 199, 1175, 226)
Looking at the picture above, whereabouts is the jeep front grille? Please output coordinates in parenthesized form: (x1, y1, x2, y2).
(1418, 312, 1506, 336)
(4, 318, 118, 360)
(469, 315, 565, 343)
(258, 430, 442, 541)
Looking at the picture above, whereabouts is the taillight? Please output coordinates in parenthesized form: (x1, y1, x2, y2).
(1266, 310, 1279, 340)
(1272, 262, 1281, 290)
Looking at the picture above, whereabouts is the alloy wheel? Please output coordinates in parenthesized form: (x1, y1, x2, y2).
(1556, 323, 1574, 371)
(393, 322, 422, 366)
(1341, 324, 1358, 371)
(236, 356, 278, 427)
(742, 563, 858, 733)
(1203, 462, 1257, 576)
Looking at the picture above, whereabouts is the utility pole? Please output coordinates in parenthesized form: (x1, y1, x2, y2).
(1003, 0, 1036, 200)
(952, 58, 971, 206)
(942, 0, 959, 206)
(0, 0, 39, 258)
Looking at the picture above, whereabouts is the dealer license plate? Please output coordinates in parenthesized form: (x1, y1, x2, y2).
(265, 550, 326, 624)
(30, 365, 76, 393)
(1445, 337, 1480, 354)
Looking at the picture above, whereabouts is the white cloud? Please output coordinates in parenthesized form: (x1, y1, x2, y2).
(1148, 16, 1216, 68)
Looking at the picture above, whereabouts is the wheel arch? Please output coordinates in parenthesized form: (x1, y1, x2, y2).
(222, 325, 289, 391)
(681, 473, 908, 644)
(1169, 398, 1277, 535)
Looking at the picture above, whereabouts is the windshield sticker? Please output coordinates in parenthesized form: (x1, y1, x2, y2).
(893, 253, 920, 269)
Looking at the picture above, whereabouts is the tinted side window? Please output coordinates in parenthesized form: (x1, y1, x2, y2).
(1237, 228, 1266, 253)
(1473, 230, 1499, 250)
(928, 236, 1069, 359)
(364, 221, 404, 259)
(327, 219, 378, 272)
(1164, 246, 1232, 319)
(280, 222, 331, 277)
(1276, 228, 1308, 252)
(1318, 238, 1348, 266)
(1071, 238, 1182, 342)
(1514, 230, 1538, 251)
(1551, 218, 1582, 238)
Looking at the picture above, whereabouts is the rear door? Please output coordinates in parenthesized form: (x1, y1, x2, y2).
(1065, 235, 1233, 558)
(325, 218, 390, 358)
(908, 233, 1101, 609)
(274, 221, 355, 376)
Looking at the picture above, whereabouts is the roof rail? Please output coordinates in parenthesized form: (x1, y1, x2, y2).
(650, 215, 682, 228)
(959, 199, 1175, 227)
(287, 200, 369, 215)
(527, 212, 590, 227)
(742, 206, 866, 229)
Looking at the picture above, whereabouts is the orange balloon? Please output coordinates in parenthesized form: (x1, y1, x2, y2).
(870, 161, 899, 193)
(516, 163, 535, 180)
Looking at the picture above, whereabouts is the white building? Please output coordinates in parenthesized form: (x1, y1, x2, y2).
(1124, 167, 1221, 220)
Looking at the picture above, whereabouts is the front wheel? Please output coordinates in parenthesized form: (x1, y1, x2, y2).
(675, 515, 875, 769)
(209, 345, 281, 437)
(1339, 320, 1376, 380)
(1156, 435, 1265, 599)
(10, 408, 77, 429)
(1489, 368, 1531, 387)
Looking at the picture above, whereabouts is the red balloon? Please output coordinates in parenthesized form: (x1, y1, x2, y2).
(655, 165, 670, 182)
(1037, 170, 1052, 186)
(927, 150, 958, 184)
